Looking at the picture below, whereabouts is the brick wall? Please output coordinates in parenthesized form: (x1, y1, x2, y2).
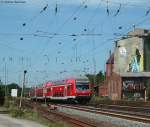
(108, 72, 122, 100)
(99, 82, 108, 96)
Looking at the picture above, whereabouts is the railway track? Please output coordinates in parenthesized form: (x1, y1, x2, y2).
(22, 100, 98, 127)
(22, 99, 150, 126)
(56, 104, 150, 123)
(95, 104, 150, 113)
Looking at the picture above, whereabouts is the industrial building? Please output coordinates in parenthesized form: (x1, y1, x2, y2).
(99, 28, 150, 100)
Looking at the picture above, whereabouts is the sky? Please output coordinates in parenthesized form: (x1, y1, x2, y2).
(0, 0, 150, 86)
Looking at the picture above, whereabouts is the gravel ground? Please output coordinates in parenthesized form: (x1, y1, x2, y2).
(57, 106, 150, 127)
(0, 114, 46, 127)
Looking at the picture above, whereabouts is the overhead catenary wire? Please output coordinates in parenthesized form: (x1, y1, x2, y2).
(145, 7, 150, 16)
(106, 0, 110, 16)
(0, 0, 102, 83)
(119, 15, 150, 37)
(114, 3, 121, 16)
(40, 4, 48, 13)
(2, 0, 150, 83)
(0, 41, 32, 54)
(85, 2, 101, 29)
(32, 0, 89, 58)
(22, 3, 49, 26)
(101, 0, 150, 8)
(55, 3, 58, 15)
(28, 2, 150, 78)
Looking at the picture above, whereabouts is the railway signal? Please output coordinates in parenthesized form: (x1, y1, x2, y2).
(19, 70, 27, 108)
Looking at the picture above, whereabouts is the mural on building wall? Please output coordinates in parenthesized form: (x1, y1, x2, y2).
(123, 80, 145, 91)
(114, 37, 144, 73)
(128, 48, 143, 72)
(122, 80, 146, 99)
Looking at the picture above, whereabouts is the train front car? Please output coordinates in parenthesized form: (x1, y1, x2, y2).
(74, 77, 92, 103)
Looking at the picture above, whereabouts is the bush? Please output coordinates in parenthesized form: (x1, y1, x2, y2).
(3, 96, 11, 108)
(10, 108, 24, 118)
(9, 105, 71, 127)
(48, 122, 70, 127)
(0, 97, 4, 106)
(88, 96, 111, 105)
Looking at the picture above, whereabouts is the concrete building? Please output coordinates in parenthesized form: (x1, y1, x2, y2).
(103, 28, 150, 100)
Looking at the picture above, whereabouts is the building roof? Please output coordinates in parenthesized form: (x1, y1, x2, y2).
(106, 53, 114, 64)
(128, 28, 150, 37)
(119, 72, 150, 77)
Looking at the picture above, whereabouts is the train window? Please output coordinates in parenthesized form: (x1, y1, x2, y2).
(68, 85, 71, 91)
(47, 88, 51, 92)
(76, 82, 89, 91)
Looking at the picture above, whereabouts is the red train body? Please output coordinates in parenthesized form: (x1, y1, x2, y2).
(29, 77, 92, 103)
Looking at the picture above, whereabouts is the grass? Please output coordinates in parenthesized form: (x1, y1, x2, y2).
(48, 122, 70, 127)
(8, 102, 71, 127)
(88, 96, 111, 105)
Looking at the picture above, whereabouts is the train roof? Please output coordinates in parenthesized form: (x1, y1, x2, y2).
(47, 76, 88, 82)
(43, 81, 54, 87)
(67, 76, 89, 80)
(41, 76, 89, 87)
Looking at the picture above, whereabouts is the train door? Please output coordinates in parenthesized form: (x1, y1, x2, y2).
(67, 84, 72, 96)
(43, 88, 47, 97)
(64, 86, 67, 97)
(51, 87, 53, 97)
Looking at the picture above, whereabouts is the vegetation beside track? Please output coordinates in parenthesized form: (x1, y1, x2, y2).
(9, 106, 70, 127)
(9, 104, 71, 127)
(1, 97, 71, 127)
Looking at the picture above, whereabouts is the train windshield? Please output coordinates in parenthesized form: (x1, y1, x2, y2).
(76, 82, 89, 91)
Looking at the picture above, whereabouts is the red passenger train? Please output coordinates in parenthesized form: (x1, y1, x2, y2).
(29, 77, 92, 103)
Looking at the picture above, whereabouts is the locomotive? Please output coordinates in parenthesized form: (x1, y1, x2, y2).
(29, 77, 92, 103)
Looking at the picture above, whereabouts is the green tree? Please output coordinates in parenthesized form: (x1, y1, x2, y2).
(0, 85, 5, 97)
(96, 71, 105, 85)
(86, 71, 105, 96)
(7, 83, 21, 97)
(0, 81, 5, 105)
(86, 74, 95, 85)
(86, 71, 105, 86)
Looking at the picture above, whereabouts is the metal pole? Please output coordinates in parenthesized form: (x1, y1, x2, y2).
(145, 89, 147, 102)
(19, 70, 27, 108)
(4, 62, 7, 97)
(92, 30, 97, 95)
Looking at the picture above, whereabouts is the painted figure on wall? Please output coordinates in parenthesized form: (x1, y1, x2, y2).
(136, 48, 141, 64)
(115, 37, 144, 73)
(128, 48, 143, 72)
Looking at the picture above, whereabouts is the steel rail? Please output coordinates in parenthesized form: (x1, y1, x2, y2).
(22, 100, 98, 127)
(56, 104, 150, 123)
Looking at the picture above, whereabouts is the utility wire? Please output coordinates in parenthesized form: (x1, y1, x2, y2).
(35, 0, 88, 56)
(101, 0, 149, 8)
(145, 7, 150, 16)
(86, 2, 101, 29)
(114, 3, 121, 16)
